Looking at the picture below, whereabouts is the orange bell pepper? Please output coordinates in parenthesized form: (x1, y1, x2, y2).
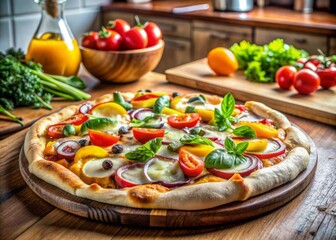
(240, 121, 278, 139)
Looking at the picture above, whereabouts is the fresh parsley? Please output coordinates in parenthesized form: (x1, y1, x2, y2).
(204, 137, 248, 169)
(125, 138, 162, 162)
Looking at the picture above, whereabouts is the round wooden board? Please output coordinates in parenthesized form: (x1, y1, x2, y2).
(19, 137, 317, 228)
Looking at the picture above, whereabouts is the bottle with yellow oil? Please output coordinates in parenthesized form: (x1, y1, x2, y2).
(26, 0, 81, 76)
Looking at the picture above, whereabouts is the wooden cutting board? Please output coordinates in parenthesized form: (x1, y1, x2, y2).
(166, 59, 336, 126)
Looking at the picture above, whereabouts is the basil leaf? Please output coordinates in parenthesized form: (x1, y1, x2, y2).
(180, 135, 214, 147)
(125, 138, 162, 162)
(236, 142, 249, 155)
(233, 125, 256, 138)
(167, 141, 183, 152)
(235, 155, 247, 166)
(214, 108, 228, 132)
(145, 138, 162, 153)
(130, 116, 159, 128)
(80, 118, 117, 135)
(224, 137, 236, 154)
(221, 93, 235, 118)
(189, 127, 205, 136)
(185, 106, 196, 113)
(204, 149, 235, 169)
(153, 95, 170, 114)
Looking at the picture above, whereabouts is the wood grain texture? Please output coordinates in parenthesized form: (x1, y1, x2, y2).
(166, 59, 336, 126)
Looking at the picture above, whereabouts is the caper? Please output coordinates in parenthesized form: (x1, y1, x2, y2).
(112, 144, 124, 154)
(102, 159, 113, 170)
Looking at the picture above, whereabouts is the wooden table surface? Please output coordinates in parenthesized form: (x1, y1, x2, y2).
(1, 71, 335, 240)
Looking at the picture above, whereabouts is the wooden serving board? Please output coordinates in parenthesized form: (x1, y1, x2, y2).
(166, 59, 336, 126)
(19, 135, 317, 227)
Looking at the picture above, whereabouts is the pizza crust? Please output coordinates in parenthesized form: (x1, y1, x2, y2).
(24, 93, 311, 210)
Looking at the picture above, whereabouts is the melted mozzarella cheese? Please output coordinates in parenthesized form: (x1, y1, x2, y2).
(175, 97, 221, 112)
(146, 158, 185, 183)
(82, 157, 127, 178)
(122, 165, 149, 184)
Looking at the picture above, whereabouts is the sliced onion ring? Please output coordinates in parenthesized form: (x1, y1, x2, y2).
(144, 157, 190, 187)
(79, 103, 93, 114)
(115, 162, 147, 188)
(207, 154, 262, 179)
(56, 140, 81, 160)
(246, 138, 286, 159)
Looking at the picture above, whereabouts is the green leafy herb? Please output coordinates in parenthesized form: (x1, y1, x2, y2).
(63, 123, 76, 137)
(125, 138, 162, 162)
(80, 118, 117, 135)
(167, 134, 213, 152)
(153, 95, 170, 114)
(185, 106, 196, 113)
(130, 116, 162, 128)
(204, 137, 247, 169)
(233, 126, 256, 138)
(187, 95, 206, 104)
(189, 127, 205, 136)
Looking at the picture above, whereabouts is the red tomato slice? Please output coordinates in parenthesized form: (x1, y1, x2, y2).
(132, 128, 165, 144)
(61, 113, 89, 126)
(132, 94, 159, 101)
(167, 113, 200, 129)
(88, 129, 120, 147)
(178, 149, 204, 177)
(47, 124, 66, 139)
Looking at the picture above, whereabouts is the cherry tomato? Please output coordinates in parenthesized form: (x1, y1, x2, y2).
(81, 31, 98, 49)
(107, 19, 131, 37)
(275, 66, 297, 90)
(167, 113, 200, 129)
(96, 27, 122, 51)
(61, 113, 89, 126)
(294, 69, 320, 95)
(132, 128, 165, 144)
(306, 55, 321, 67)
(144, 22, 162, 47)
(132, 94, 159, 101)
(207, 47, 238, 76)
(316, 67, 336, 89)
(178, 149, 204, 177)
(47, 124, 66, 138)
(235, 105, 247, 112)
(257, 118, 274, 126)
(88, 129, 120, 147)
(304, 61, 318, 72)
(124, 26, 148, 50)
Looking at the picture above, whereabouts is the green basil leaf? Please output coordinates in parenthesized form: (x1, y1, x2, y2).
(234, 155, 247, 166)
(130, 116, 158, 128)
(214, 108, 229, 132)
(180, 135, 214, 147)
(189, 127, 205, 136)
(125, 147, 154, 162)
(145, 138, 162, 153)
(224, 137, 236, 154)
(167, 141, 183, 152)
(80, 118, 117, 135)
(204, 149, 235, 169)
(233, 126, 256, 138)
(153, 95, 170, 114)
(221, 93, 235, 118)
(236, 142, 249, 155)
(185, 106, 196, 113)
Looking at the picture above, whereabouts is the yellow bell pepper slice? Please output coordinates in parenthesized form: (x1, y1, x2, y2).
(44, 141, 57, 155)
(162, 107, 183, 116)
(240, 121, 278, 139)
(196, 109, 214, 123)
(170, 96, 184, 112)
(180, 144, 214, 157)
(235, 138, 268, 152)
(74, 145, 109, 162)
(90, 102, 127, 118)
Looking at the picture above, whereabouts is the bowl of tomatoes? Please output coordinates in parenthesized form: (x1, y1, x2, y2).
(80, 18, 164, 83)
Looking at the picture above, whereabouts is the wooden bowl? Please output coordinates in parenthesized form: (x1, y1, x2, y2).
(80, 40, 164, 83)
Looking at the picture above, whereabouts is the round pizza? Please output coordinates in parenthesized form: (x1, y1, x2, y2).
(24, 91, 311, 210)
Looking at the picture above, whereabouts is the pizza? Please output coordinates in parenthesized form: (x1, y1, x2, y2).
(24, 91, 311, 210)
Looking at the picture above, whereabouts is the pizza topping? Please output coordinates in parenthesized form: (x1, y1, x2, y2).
(153, 95, 170, 114)
(187, 95, 206, 104)
(80, 118, 117, 135)
(102, 159, 113, 170)
(132, 128, 165, 144)
(115, 162, 149, 188)
(56, 140, 81, 160)
(144, 157, 189, 187)
(88, 129, 120, 147)
(245, 138, 286, 159)
(131, 94, 159, 109)
(130, 115, 164, 129)
(118, 126, 130, 135)
(240, 121, 278, 139)
(113, 91, 133, 111)
(83, 157, 127, 179)
(112, 144, 124, 154)
(178, 149, 204, 177)
(79, 103, 93, 114)
(74, 145, 109, 162)
(89, 102, 128, 118)
(235, 138, 268, 152)
(61, 113, 89, 126)
(125, 138, 162, 162)
(167, 134, 214, 152)
(132, 108, 154, 120)
(167, 113, 200, 129)
(63, 123, 76, 137)
(47, 123, 66, 139)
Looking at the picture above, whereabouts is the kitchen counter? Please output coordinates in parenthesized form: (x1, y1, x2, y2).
(1, 70, 335, 239)
(102, 0, 336, 35)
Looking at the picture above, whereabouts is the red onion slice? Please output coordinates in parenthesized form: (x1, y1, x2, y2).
(134, 108, 155, 120)
(79, 103, 93, 114)
(207, 154, 262, 179)
(56, 140, 81, 160)
(246, 139, 286, 159)
(115, 162, 148, 188)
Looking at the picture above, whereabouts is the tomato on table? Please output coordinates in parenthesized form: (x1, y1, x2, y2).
(275, 65, 297, 90)
(81, 31, 98, 49)
(107, 19, 130, 37)
(132, 128, 165, 144)
(316, 67, 336, 89)
(179, 149, 204, 177)
(124, 26, 148, 50)
(294, 69, 320, 95)
(88, 129, 120, 147)
(61, 113, 89, 126)
(207, 47, 238, 76)
(47, 124, 66, 138)
(144, 22, 162, 47)
(96, 27, 122, 51)
(167, 113, 200, 129)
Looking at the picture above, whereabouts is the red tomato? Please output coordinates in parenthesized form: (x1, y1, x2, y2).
(178, 149, 204, 177)
(144, 22, 162, 47)
(107, 19, 131, 37)
(88, 129, 120, 147)
(47, 124, 66, 138)
(132, 128, 165, 144)
(61, 113, 89, 126)
(275, 66, 297, 90)
(234, 105, 247, 112)
(306, 55, 321, 67)
(97, 28, 122, 51)
(124, 26, 148, 50)
(304, 61, 318, 72)
(167, 113, 200, 129)
(132, 94, 159, 101)
(316, 67, 336, 89)
(81, 31, 98, 49)
(294, 69, 320, 95)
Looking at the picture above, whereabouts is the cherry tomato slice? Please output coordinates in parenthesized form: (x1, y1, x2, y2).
(47, 124, 66, 139)
(88, 129, 120, 147)
(178, 149, 204, 177)
(132, 94, 159, 101)
(61, 113, 89, 126)
(132, 128, 165, 144)
(167, 113, 200, 129)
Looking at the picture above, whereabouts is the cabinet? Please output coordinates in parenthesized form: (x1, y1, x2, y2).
(193, 21, 252, 60)
(329, 37, 336, 55)
(102, 11, 135, 25)
(255, 28, 328, 55)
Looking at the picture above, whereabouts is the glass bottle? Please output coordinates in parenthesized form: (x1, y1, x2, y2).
(26, 0, 81, 76)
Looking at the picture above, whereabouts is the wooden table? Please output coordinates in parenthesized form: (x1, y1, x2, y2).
(1, 72, 335, 240)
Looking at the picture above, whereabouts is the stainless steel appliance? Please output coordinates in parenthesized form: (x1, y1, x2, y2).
(212, 0, 254, 12)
